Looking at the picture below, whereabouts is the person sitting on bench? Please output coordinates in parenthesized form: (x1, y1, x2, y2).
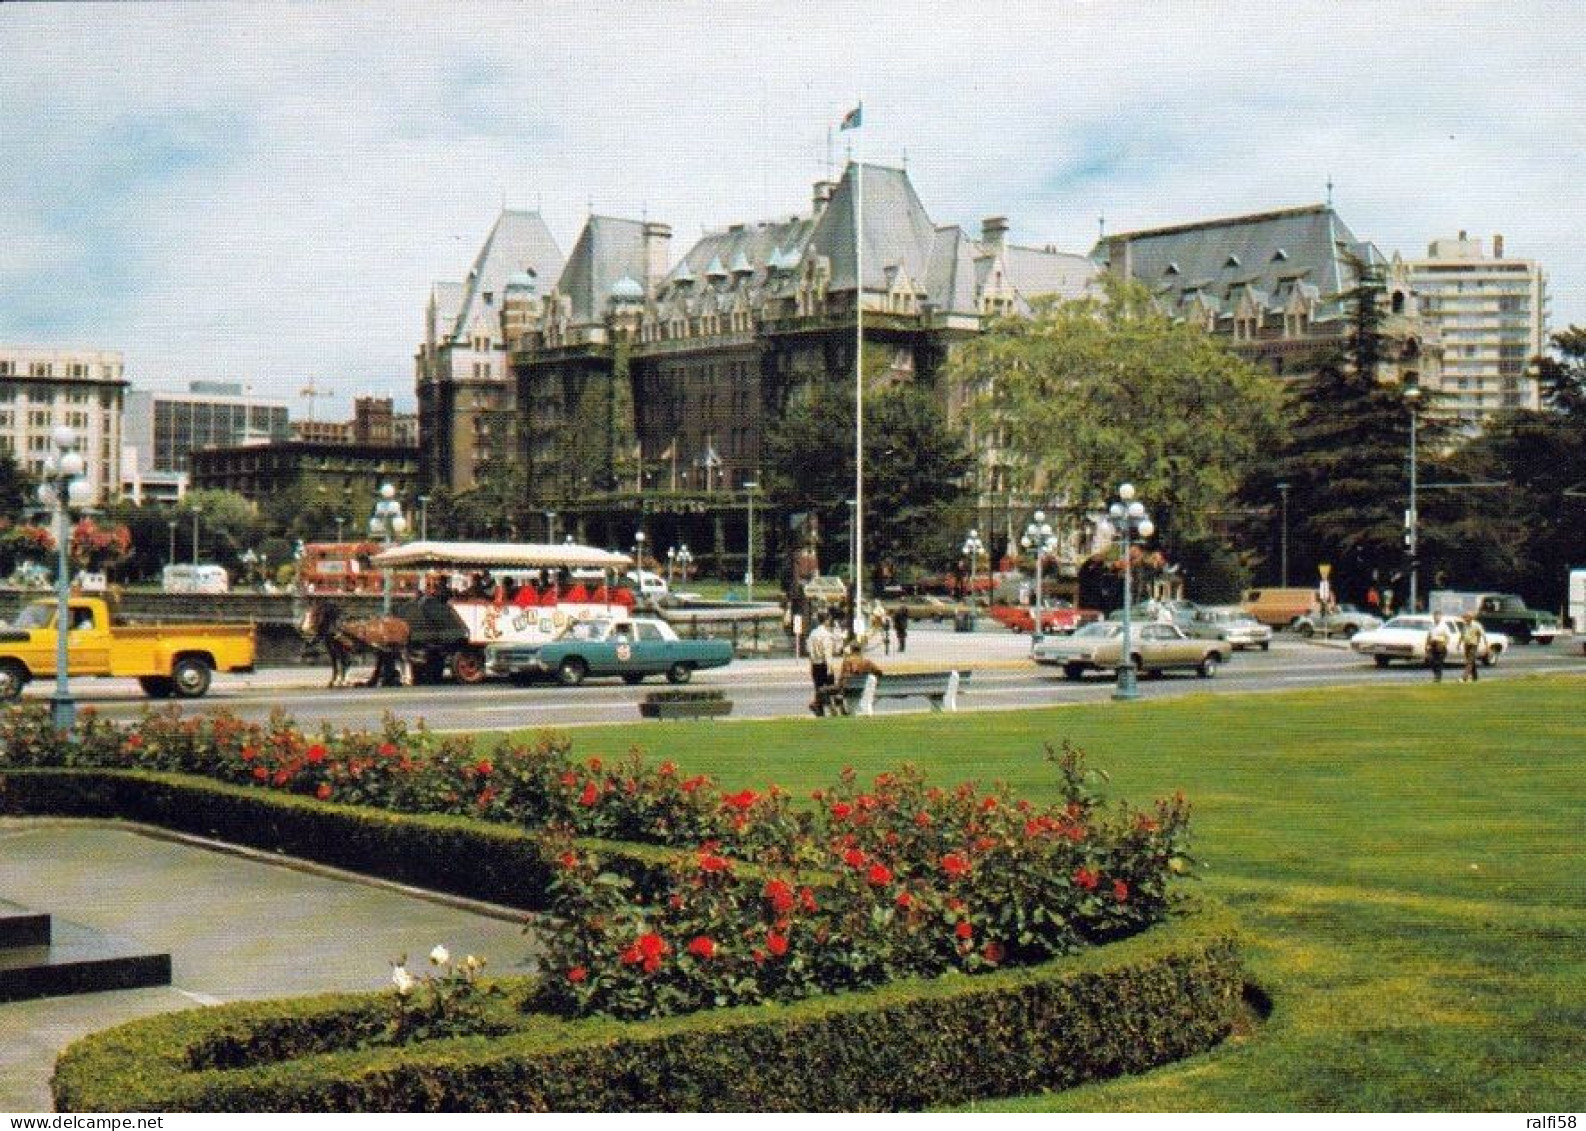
(830, 640, 883, 717)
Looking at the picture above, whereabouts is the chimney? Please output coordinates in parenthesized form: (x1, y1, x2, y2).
(812, 180, 835, 214)
(1493, 233, 1504, 259)
(981, 216, 1009, 250)
(643, 221, 672, 294)
(1458, 230, 1468, 241)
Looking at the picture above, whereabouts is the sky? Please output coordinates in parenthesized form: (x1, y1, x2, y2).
(4, 2, 1585, 413)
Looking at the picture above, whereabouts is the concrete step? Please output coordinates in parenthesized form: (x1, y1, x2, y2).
(0, 908, 171, 1003)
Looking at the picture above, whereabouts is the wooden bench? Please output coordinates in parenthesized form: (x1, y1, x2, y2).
(839, 670, 971, 715)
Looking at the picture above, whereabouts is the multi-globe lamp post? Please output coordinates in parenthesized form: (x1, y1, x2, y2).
(1108, 483, 1155, 702)
(961, 528, 986, 605)
(1020, 510, 1058, 638)
(38, 426, 95, 733)
(367, 484, 408, 614)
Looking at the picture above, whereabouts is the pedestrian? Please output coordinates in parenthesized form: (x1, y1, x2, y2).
(1425, 612, 1453, 682)
(1382, 587, 1395, 618)
(870, 602, 891, 655)
(806, 614, 837, 716)
(893, 603, 909, 653)
(1459, 613, 1487, 683)
(834, 640, 884, 716)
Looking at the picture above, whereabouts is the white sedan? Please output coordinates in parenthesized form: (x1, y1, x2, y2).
(1349, 615, 1508, 668)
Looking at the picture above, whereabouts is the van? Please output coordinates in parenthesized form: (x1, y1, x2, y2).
(1240, 587, 1317, 628)
(162, 564, 230, 594)
(624, 570, 669, 601)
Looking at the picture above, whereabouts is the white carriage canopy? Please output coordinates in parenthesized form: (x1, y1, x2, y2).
(368, 541, 633, 571)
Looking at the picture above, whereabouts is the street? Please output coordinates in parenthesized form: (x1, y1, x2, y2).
(19, 625, 1585, 733)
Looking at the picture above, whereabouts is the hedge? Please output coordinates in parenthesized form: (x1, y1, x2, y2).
(52, 900, 1243, 1112)
(0, 768, 681, 908)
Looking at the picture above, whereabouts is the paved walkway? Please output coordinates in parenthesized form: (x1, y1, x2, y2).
(0, 819, 538, 1112)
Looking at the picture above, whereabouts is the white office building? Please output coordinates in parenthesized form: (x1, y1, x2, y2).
(1405, 233, 1549, 425)
(0, 345, 126, 502)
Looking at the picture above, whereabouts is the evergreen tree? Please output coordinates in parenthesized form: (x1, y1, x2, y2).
(761, 382, 974, 582)
(1236, 258, 1447, 603)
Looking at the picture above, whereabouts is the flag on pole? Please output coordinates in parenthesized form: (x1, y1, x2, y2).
(840, 104, 863, 131)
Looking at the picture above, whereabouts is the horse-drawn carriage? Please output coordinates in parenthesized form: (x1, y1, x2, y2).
(299, 540, 635, 687)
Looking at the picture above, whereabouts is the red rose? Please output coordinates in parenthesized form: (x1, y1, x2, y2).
(240, 746, 255, 761)
(866, 863, 893, 886)
(799, 887, 818, 913)
(578, 782, 599, 806)
(940, 852, 971, 878)
(981, 941, 1005, 964)
(378, 742, 399, 757)
(1074, 866, 1100, 891)
(474, 759, 493, 776)
(272, 770, 289, 787)
(698, 852, 732, 874)
(315, 783, 332, 801)
(475, 787, 497, 808)
(764, 879, 795, 914)
(686, 935, 717, 959)
(843, 848, 867, 869)
(914, 810, 933, 828)
(567, 965, 588, 983)
(252, 766, 268, 782)
(306, 744, 327, 764)
(587, 756, 603, 772)
(766, 931, 789, 956)
(1113, 879, 1130, 903)
(557, 850, 580, 870)
(895, 891, 913, 909)
(831, 801, 853, 820)
(955, 920, 973, 940)
(638, 933, 666, 960)
(559, 771, 578, 787)
(723, 789, 758, 812)
(126, 733, 144, 749)
(658, 761, 677, 776)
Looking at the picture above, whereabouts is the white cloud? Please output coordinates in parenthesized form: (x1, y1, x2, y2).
(3, 1, 1584, 411)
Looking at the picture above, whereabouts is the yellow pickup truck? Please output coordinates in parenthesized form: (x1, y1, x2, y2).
(0, 597, 255, 701)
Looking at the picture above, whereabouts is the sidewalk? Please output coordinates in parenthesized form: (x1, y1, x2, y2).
(0, 820, 537, 1112)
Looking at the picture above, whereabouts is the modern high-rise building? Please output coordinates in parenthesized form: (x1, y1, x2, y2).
(123, 381, 290, 475)
(0, 345, 127, 502)
(1404, 232, 1548, 425)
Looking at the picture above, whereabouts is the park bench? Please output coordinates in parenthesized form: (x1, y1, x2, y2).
(839, 669, 971, 716)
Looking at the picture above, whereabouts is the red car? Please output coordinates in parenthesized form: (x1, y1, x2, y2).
(988, 604, 1101, 634)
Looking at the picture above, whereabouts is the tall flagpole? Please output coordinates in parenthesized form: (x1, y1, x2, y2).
(852, 106, 865, 639)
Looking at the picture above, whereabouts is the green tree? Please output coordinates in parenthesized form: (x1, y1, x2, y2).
(1236, 258, 1451, 602)
(761, 381, 974, 581)
(951, 276, 1284, 553)
(0, 453, 31, 520)
(180, 489, 266, 570)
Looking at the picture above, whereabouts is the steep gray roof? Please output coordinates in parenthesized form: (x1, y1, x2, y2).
(658, 216, 814, 296)
(810, 162, 940, 293)
(1090, 204, 1371, 319)
(556, 216, 649, 324)
(1001, 245, 1097, 304)
(428, 281, 464, 343)
(451, 210, 564, 341)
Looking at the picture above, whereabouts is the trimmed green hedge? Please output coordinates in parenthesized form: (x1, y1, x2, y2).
(0, 768, 680, 908)
(52, 901, 1242, 1112)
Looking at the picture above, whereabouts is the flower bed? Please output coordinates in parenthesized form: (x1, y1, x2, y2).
(51, 901, 1242, 1113)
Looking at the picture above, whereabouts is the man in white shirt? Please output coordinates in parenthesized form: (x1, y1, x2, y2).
(1425, 612, 1453, 683)
(807, 614, 838, 715)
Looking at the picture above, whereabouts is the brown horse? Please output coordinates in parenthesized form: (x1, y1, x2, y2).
(299, 600, 411, 688)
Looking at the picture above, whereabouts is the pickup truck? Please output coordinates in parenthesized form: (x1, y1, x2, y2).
(485, 616, 733, 686)
(1428, 591, 1562, 645)
(0, 597, 255, 701)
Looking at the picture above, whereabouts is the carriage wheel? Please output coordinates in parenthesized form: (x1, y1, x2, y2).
(452, 648, 488, 684)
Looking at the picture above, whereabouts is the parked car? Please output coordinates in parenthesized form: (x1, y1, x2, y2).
(1429, 591, 1561, 644)
(1032, 620, 1232, 681)
(898, 593, 959, 622)
(1348, 614, 1509, 667)
(624, 570, 671, 602)
(486, 616, 733, 686)
(1105, 599, 1199, 628)
(1187, 606, 1273, 650)
(987, 602, 1102, 635)
(1290, 604, 1383, 640)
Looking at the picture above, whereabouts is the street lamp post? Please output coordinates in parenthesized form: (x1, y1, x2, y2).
(367, 484, 408, 614)
(167, 519, 178, 569)
(1108, 483, 1156, 702)
(418, 495, 429, 542)
(335, 516, 345, 543)
(667, 546, 676, 587)
(961, 528, 986, 605)
(1020, 511, 1057, 638)
(1404, 381, 1421, 613)
(743, 480, 759, 602)
(190, 505, 200, 567)
(38, 426, 94, 733)
(544, 510, 556, 543)
(1276, 482, 1291, 588)
(634, 530, 647, 576)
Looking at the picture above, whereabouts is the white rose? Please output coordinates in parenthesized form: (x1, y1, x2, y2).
(391, 965, 416, 996)
(429, 945, 450, 966)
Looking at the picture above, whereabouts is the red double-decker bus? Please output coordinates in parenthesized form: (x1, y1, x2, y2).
(299, 542, 419, 595)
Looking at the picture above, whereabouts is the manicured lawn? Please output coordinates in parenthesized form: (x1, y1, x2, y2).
(501, 674, 1586, 1111)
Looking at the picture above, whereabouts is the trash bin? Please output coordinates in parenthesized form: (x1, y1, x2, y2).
(954, 609, 976, 633)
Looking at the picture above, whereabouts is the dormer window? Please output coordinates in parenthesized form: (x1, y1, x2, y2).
(1271, 249, 1289, 262)
(1224, 254, 1241, 269)
(1164, 262, 1180, 276)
